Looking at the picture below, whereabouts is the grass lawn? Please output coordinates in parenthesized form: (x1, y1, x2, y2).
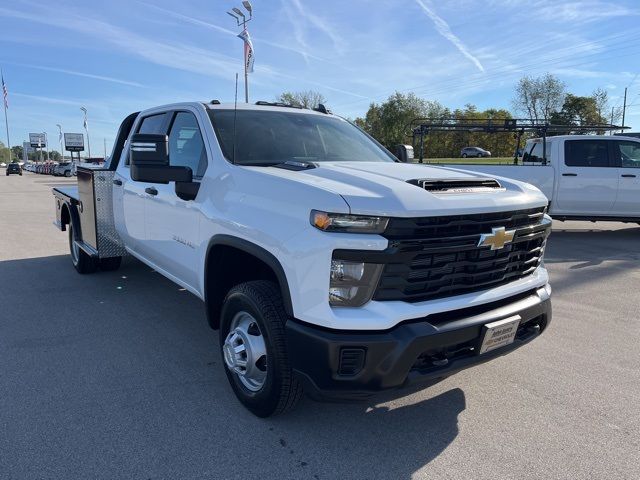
(413, 157, 517, 165)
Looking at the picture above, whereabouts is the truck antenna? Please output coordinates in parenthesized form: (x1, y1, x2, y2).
(232, 72, 238, 165)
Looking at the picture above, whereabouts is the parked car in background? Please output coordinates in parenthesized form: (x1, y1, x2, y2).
(54, 162, 74, 177)
(461, 146, 492, 158)
(0, 162, 6, 168)
(6, 163, 22, 176)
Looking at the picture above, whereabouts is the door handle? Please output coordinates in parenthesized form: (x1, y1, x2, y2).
(145, 187, 158, 196)
(113, 179, 123, 186)
(621, 174, 637, 178)
(562, 173, 578, 177)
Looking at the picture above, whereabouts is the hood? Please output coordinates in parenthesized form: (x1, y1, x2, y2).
(252, 161, 548, 217)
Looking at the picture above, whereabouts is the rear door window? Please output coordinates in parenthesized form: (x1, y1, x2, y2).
(564, 140, 611, 167)
(615, 140, 640, 168)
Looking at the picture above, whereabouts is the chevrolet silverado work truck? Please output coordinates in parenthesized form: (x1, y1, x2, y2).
(53, 101, 552, 417)
(442, 135, 640, 222)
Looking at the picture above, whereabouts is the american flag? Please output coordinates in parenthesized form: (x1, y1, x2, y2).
(1, 72, 7, 109)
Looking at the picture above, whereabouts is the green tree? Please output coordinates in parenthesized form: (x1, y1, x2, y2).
(276, 90, 327, 109)
(423, 105, 517, 158)
(550, 94, 606, 131)
(354, 92, 448, 151)
(11, 145, 23, 161)
(0, 141, 11, 163)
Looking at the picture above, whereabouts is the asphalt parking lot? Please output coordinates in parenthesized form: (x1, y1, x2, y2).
(1, 172, 639, 480)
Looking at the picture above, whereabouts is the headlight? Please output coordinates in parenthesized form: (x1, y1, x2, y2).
(311, 210, 388, 234)
(329, 259, 383, 307)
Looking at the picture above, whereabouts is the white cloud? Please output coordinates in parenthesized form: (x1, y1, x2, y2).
(414, 0, 484, 73)
(8, 63, 143, 87)
(284, 0, 346, 56)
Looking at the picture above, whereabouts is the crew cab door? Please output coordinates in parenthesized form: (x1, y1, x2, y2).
(114, 112, 169, 252)
(555, 139, 618, 215)
(143, 110, 208, 289)
(612, 139, 640, 216)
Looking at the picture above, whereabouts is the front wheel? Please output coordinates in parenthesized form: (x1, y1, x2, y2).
(64, 171, 71, 177)
(462, 153, 467, 158)
(68, 224, 97, 274)
(220, 281, 303, 417)
(477, 153, 483, 158)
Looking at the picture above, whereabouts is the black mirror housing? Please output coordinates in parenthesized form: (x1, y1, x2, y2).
(395, 144, 414, 163)
(130, 133, 193, 183)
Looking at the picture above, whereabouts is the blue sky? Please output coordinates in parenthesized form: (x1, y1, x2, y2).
(1, 0, 640, 155)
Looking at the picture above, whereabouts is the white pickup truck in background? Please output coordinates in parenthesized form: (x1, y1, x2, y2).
(442, 135, 640, 222)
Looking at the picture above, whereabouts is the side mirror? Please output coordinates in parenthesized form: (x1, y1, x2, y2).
(130, 133, 192, 183)
(395, 144, 414, 163)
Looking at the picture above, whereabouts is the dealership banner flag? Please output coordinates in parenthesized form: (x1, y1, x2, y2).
(237, 28, 255, 73)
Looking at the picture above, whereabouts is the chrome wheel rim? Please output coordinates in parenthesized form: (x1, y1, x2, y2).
(223, 311, 267, 392)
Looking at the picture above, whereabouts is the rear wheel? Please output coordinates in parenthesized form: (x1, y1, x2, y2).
(220, 281, 303, 417)
(68, 224, 97, 274)
(64, 170, 71, 177)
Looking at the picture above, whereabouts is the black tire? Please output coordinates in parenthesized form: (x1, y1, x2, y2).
(64, 171, 71, 177)
(99, 256, 122, 271)
(68, 224, 97, 274)
(477, 153, 483, 157)
(462, 153, 467, 158)
(220, 281, 303, 417)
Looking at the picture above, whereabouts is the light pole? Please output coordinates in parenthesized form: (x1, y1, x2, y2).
(43, 132, 50, 161)
(56, 124, 64, 160)
(227, 1, 253, 103)
(80, 106, 91, 159)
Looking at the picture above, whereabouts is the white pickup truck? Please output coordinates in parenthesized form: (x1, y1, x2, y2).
(53, 101, 552, 417)
(441, 135, 640, 222)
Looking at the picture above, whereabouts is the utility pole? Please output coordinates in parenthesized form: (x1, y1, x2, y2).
(104, 138, 107, 158)
(621, 87, 627, 134)
(227, 1, 254, 103)
(43, 132, 50, 161)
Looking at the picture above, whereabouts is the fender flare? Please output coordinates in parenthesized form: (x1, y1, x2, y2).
(204, 234, 295, 319)
(61, 200, 83, 242)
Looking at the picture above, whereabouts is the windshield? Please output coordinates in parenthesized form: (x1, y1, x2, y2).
(208, 109, 395, 166)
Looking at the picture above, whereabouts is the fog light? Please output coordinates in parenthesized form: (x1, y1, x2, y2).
(329, 258, 383, 307)
(329, 286, 358, 303)
(331, 260, 365, 282)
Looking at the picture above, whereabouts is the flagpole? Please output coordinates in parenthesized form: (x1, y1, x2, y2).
(244, 45, 249, 104)
(2, 69, 10, 162)
(227, 3, 253, 104)
(3, 101, 9, 162)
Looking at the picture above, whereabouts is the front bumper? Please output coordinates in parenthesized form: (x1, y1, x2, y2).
(286, 285, 551, 401)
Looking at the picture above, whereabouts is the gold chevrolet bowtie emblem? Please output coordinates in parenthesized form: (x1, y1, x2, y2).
(478, 227, 516, 250)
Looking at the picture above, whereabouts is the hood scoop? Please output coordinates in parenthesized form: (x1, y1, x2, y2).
(407, 177, 503, 194)
(273, 160, 317, 171)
